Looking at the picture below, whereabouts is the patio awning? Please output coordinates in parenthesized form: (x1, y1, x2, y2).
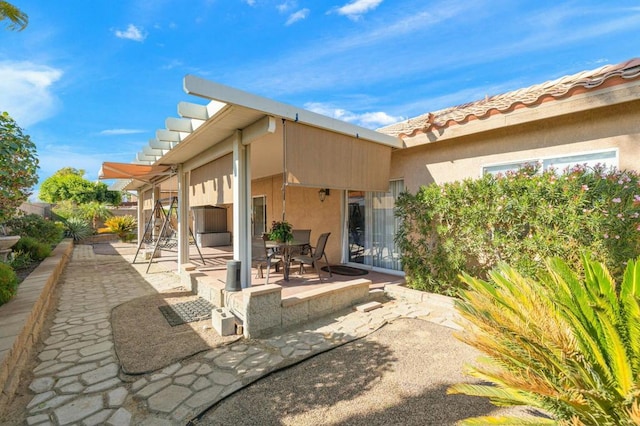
(98, 162, 173, 182)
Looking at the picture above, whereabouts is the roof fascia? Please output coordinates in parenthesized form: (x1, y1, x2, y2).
(184, 75, 403, 149)
(402, 80, 640, 148)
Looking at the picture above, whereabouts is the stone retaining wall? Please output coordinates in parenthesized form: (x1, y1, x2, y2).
(186, 270, 372, 338)
(0, 239, 73, 413)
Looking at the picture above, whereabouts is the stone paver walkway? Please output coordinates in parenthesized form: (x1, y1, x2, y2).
(20, 245, 458, 425)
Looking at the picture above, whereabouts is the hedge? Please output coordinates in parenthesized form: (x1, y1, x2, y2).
(395, 164, 640, 296)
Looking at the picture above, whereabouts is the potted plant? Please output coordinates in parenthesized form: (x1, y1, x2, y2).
(269, 220, 293, 243)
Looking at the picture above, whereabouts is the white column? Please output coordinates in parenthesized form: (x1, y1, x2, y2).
(232, 130, 252, 288)
(136, 190, 144, 244)
(177, 163, 189, 269)
(152, 185, 161, 242)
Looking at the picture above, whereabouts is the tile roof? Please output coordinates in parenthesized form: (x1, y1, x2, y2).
(381, 58, 640, 138)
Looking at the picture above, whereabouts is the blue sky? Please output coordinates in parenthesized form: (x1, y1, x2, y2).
(0, 0, 639, 194)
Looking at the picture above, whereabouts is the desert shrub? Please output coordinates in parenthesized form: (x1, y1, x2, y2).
(13, 236, 51, 261)
(449, 254, 640, 425)
(395, 165, 640, 295)
(4, 214, 64, 245)
(0, 263, 18, 305)
(61, 217, 93, 241)
(104, 215, 136, 241)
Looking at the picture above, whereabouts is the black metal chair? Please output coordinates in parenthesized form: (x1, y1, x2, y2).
(292, 232, 332, 282)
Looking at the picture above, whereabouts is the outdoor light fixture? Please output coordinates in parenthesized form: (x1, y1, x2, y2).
(318, 188, 330, 202)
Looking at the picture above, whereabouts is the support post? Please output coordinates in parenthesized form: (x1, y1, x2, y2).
(177, 164, 189, 269)
(136, 190, 144, 244)
(233, 130, 252, 288)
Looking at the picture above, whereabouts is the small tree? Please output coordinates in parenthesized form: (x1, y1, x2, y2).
(40, 167, 121, 205)
(0, 112, 39, 227)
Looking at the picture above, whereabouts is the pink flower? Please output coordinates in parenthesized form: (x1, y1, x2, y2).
(612, 198, 622, 203)
(604, 234, 609, 239)
(637, 224, 640, 231)
(581, 185, 589, 191)
(615, 235, 620, 239)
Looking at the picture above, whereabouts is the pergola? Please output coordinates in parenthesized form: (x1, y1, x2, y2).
(101, 75, 402, 288)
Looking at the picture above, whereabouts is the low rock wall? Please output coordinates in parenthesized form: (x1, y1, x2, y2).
(0, 239, 73, 413)
(187, 270, 373, 338)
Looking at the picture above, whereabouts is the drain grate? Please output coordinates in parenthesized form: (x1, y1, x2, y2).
(158, 298, 215, 327)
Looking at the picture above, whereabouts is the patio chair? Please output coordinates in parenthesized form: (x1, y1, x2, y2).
(292, 229, 312, 255)
(291, 232, 332, 282)
(252, 234, 282, 283)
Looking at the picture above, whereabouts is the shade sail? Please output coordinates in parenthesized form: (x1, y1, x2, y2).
(99, 162, 173, 181)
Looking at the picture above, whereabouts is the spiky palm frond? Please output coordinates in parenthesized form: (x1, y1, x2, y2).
(0, 1, 28, 31)
(451, 255, 640, 425)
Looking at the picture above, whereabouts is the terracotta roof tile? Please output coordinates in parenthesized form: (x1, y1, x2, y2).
(381, 58, 640, 138)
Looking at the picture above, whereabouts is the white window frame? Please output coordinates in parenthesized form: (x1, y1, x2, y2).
(482, 148, 619, 176)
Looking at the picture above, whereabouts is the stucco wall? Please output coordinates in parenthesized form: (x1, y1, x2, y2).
(252, 175, 342, 263)
(391, 99, 640, 193)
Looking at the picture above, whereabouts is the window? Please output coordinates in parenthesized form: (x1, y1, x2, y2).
(483, 149, 618, 176)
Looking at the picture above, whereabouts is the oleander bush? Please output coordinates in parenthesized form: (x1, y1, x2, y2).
(13, 236, 51, 261)
(4, 214, 64, 245)
(449, 254, 640, 426)
(104, 215, 136, 241)
(395, 164, 640, 295)
(0, 263, 18, 305)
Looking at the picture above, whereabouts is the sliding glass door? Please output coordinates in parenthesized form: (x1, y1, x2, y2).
(347, 180, 403, 271)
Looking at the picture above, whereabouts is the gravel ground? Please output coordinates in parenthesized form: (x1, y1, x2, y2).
(194, 318, 541, 426)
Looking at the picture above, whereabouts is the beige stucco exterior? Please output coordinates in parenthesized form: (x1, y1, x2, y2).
(390, 95, 640, 194)
(251, 175, 343, 263)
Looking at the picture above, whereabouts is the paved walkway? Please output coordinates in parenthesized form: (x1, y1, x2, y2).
(18, 245, 458, 425)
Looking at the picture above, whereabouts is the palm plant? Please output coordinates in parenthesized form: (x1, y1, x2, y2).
(449, 253, 640, 425)
(104, 215, 136, 241)
(0, 1, 28, 31)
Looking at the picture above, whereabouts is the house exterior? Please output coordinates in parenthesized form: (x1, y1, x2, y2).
(102, 57, 640, 289)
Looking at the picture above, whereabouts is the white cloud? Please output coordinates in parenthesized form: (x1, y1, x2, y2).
(286, 9, 310, 26)
(99, 129, 146, 135)
(305, 102, 404, 129)
(244, 0, 256, 5)
(0, 61, 63, 127)
(334, 0, 383, 20)
(277, 1, 297, 13)
(113, 24, 147, 42)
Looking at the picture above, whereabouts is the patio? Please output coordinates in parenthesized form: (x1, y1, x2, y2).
(130, 242, 405, 297)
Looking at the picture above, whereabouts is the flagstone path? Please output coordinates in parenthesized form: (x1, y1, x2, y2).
(15, 245, 457, 425)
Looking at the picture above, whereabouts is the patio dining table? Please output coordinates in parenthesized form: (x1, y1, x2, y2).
(265, 239, 309, 281)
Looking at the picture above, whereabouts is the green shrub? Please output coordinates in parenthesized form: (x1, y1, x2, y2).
(0, 263, 18, 305)
(395, 165, 640, 295)
(61, 217, 93, 241)
(9, 250, 33, 271)
(13, 236, 51, 261)
(449, 254, 640, 425)
(4, 214, 64, 245)
(104, 215, 136, 241)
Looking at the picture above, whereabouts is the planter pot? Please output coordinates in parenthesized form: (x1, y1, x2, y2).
(0, 235, 20, 250)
